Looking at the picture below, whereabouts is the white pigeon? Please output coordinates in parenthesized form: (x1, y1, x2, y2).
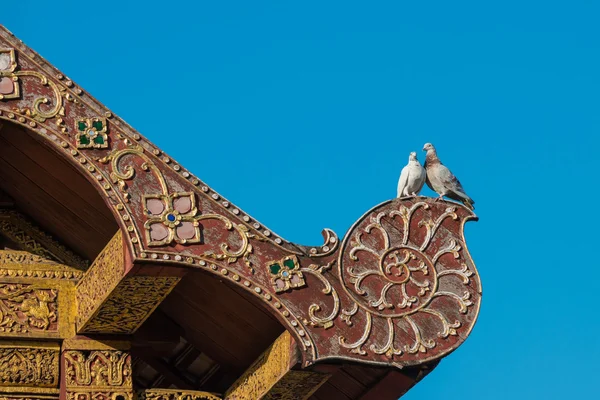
(397, 152, 426, 198)
(423, 143, 475, 210)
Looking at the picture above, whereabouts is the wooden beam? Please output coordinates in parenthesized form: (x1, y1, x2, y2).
(225, 331, 330, 400)
(75, 231, 183, 335)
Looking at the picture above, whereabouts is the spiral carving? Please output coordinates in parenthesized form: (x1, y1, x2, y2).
(337, 198, 481, 365)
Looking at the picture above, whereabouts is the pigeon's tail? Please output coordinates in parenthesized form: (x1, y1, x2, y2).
(452, 190, 475, 211)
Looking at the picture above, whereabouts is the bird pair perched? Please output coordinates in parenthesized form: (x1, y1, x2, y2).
(397, 143, 475, 210)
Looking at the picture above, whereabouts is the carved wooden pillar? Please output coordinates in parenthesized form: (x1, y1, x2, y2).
(60, 339, 134, 400)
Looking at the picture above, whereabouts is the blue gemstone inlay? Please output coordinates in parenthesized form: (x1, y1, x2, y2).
(282, 271, 290, 278)
(166, 213, 176, 222)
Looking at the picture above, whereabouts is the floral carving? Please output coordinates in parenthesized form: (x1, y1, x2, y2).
(0, 48, 19, 100)
(336, 199, 481, 366)
(64, 350, 131, 387)
(0, 345, 59, 387)
(75, 117, 108, 149)
(268, 255, 305, 293)
(144, 192, 200, 246)
(0, 47, 64, 122)
(0, 284, 58, 333)
(64, 350, 133, 400)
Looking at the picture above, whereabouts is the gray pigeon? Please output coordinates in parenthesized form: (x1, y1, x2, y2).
(423, 143, 475, 210)
(397, 152, 426, 198)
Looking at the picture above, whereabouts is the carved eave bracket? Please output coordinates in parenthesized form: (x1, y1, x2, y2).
(0, 26, 482, 371)
(75, 231, 182, 335)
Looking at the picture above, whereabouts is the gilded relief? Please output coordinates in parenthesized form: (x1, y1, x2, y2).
(80, 276, 179, 334)
(76, 232, 124, 330)
(140, 389, 221, 400)
(64, 349, 133, 400)
(0, 343, 59, 388)
(0, 284, 58, 333)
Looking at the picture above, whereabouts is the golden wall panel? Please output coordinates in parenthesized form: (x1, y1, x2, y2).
(0, 341, 60, 394)
(63, 348, 133, 400)
(0, 273, 75, 339)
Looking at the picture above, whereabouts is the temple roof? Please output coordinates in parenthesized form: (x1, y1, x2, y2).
(0, 24, 481, 399)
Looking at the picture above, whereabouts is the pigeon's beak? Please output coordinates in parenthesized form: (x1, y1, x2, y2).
(422, 146, 427, 151)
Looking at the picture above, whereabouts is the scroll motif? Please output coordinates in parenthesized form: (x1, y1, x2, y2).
(101, 146, 260, 271)
(0, 48, 64, 122)
(0, 283, 58, 333)
(334, 199, 481, 366)
(0, 345, 59, 387)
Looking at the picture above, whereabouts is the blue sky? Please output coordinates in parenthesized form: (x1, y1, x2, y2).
(7, 1, 600, 398)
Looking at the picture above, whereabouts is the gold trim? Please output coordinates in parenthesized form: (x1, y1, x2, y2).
(0, 250, 84, 280)
(140, 389, 221, 400)
(62, 339, 131, 351)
